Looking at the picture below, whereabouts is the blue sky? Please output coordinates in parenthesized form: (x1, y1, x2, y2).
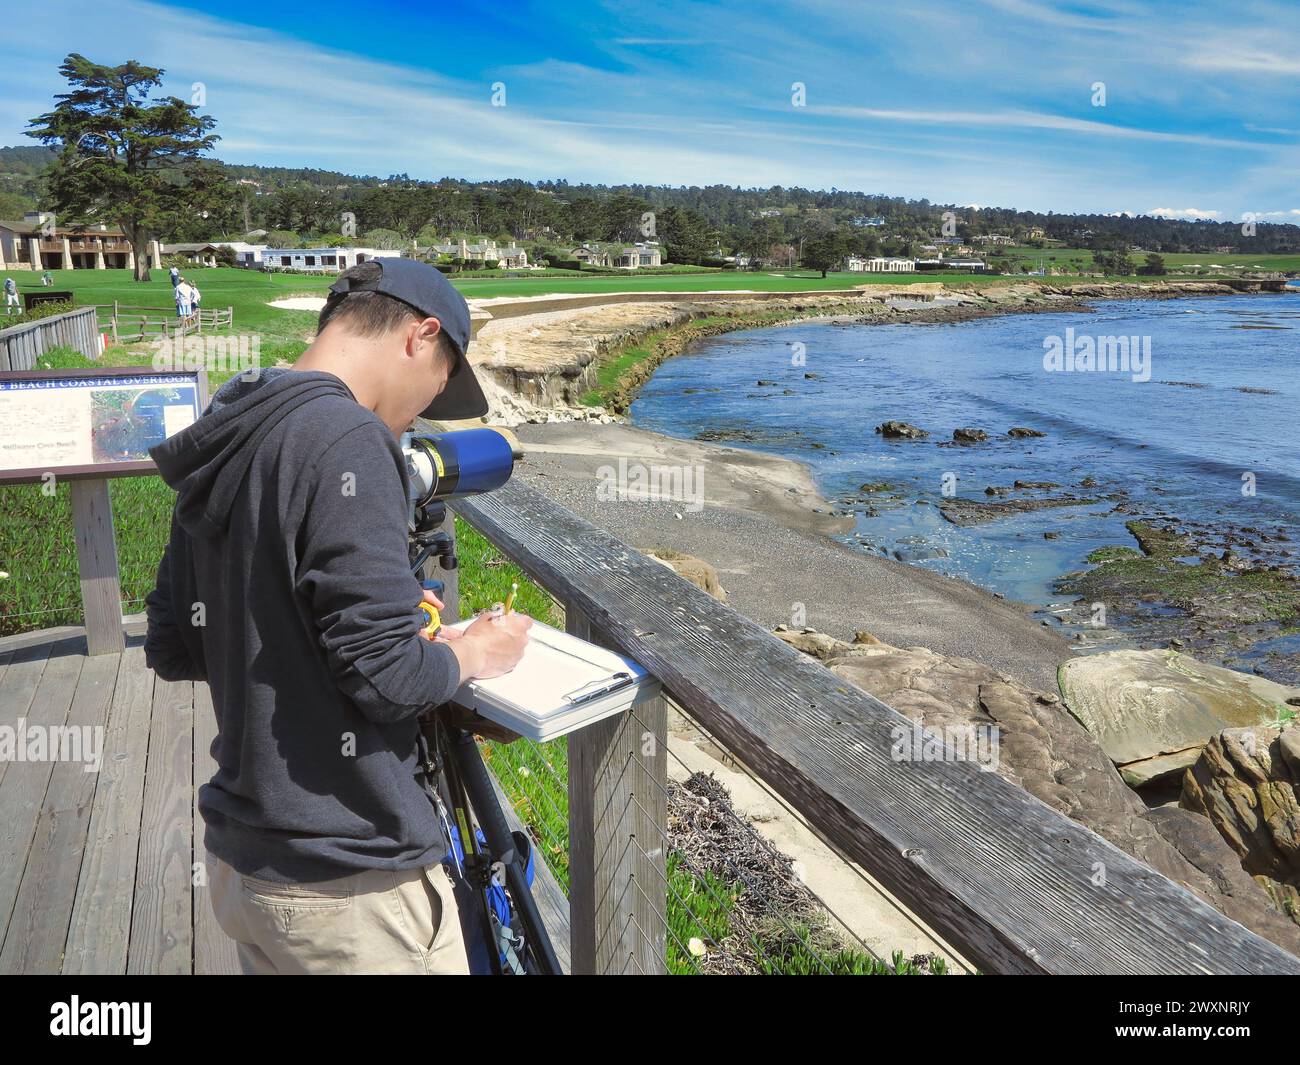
(2, 0, 1297, 220)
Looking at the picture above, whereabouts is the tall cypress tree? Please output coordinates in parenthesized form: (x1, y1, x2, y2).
(27, 54, 223, 281)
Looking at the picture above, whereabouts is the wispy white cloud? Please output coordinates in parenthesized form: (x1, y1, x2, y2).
(1147, 207, 1222, 219)
(612, 38, 705, 46)
(1179, 40, 1300, 76)
(813, 106, 1265, 151)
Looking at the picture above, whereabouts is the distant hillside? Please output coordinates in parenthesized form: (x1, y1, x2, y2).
(0, 146, 55, 215)
(2, 145, 1297, 257)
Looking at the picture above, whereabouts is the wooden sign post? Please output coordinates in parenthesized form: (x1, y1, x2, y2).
(69, 478, 126, 655)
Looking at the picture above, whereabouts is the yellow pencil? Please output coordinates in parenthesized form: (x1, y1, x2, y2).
(503, 582, 518, 614)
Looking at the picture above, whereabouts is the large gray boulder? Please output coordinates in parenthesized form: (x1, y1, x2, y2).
(1059, 650, 1298, 787)
(775, 628, 1300, 955)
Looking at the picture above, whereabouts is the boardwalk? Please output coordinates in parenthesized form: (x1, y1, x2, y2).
(0, 624, 573, 976)
(0, 628, 238, 974)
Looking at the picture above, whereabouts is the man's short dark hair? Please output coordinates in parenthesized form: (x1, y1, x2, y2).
(318, 261, 421, 338)
(318, 261, 454, 369)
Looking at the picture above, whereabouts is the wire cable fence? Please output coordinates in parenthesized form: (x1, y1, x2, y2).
(485, 703, 952, 976)
(0, 595, 149, 635)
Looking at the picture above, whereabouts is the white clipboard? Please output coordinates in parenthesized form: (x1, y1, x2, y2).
(446, 618, 661, 741)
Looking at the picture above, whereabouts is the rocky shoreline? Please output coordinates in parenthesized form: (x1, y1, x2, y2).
(470, 283, 1298, 687)
(468, 282, 1300, 956)
(468, 279, 1257, 424)
(1057, 517, 1300, 684)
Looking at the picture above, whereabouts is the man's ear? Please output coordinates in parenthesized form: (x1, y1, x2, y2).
(402, 316, 440, 358)
(417, 316, 443, 347)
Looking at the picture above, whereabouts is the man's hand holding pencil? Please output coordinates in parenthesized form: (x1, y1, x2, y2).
(417, 581, 531, 742)
(419, 581, 532, 682)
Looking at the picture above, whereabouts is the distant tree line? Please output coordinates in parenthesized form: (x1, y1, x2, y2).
(194, 173, 1300, 260)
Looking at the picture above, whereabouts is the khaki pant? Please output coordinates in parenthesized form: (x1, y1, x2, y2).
(207, 853, 469, 974)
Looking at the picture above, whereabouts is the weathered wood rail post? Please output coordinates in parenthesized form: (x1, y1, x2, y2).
(566, 604, 668, 975)
(428, 489, 666, 974)
(0, 306, 101, 370)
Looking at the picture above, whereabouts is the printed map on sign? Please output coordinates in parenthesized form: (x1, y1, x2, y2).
(0, 373, 202, 474)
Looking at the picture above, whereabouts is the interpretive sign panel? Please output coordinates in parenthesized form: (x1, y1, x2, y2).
(0, 368, 207, 483)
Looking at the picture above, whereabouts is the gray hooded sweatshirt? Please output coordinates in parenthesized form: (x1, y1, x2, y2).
(145, 368, 459, 882)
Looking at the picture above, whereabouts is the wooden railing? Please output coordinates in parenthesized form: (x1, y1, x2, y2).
(95, 303, 235, 342)
(448, 477, 1300, 976)
(0, 306, 101, 370)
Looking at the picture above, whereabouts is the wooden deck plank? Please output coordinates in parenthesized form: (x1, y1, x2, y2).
(0, 619, 144, 657)
(63, 646, 155, 974)
(0, 644, 84, 941)
(0, 652, 119, 973)
(0, 642, 55, 774)
(192, 682, 238, 975)
(126, 676, 194, 974)
(0, 629, 81, 656)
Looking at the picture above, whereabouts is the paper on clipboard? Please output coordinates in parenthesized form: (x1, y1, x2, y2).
(446, 617, 660, 741)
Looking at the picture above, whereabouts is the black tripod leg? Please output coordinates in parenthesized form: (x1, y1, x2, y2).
(447, 727, 564, 976)
(433, 719, 502, 974)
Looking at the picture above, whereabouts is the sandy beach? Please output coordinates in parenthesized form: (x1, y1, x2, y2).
(512, 420, 1072, 692)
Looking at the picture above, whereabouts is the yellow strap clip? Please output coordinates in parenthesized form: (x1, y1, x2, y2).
(419, 600, 442, 636)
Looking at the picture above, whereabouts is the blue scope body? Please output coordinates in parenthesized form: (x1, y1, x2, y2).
(404, 428, 519, 506)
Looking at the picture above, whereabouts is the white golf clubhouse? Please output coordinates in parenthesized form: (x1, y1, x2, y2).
(258, 247, 402, 273)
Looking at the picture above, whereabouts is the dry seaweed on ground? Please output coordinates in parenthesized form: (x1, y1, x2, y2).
(667, 770, 947, 974)
(669, 771, 813, 915)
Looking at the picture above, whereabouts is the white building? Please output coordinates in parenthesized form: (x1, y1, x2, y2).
(613, 242, 662, 269)
(216, 241, 268, 267)
(570, 241, 663, 269)
(853, 256, 914, 273)
(162, 242, 222, 267)
(428, 238, 529, 269)
(260, 247, 402, 272)
(0, 213, 132, 270)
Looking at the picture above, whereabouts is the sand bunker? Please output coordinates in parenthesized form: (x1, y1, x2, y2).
(267, 296, 327, 311)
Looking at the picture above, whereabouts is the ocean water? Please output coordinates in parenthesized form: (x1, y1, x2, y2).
(630, 294, 1300, 627)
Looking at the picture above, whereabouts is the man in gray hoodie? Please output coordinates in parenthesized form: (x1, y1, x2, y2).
(145, 259, 530, 973)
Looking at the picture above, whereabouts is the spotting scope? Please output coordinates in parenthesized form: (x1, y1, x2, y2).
(402, 427, 522, 633)
(402, 427, 522, 508)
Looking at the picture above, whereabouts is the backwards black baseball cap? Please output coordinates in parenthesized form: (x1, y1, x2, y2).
(327, 257, 488, 420)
